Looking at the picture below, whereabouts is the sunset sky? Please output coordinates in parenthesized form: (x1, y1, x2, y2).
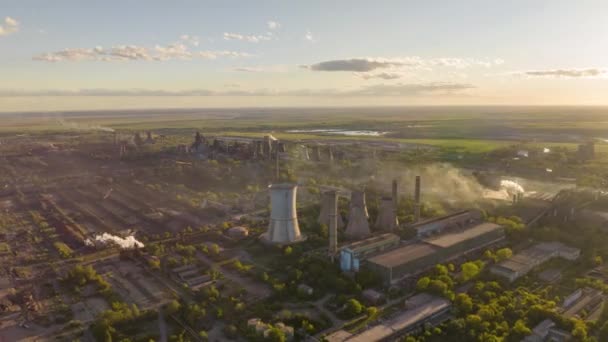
(1, 0, 608, 111)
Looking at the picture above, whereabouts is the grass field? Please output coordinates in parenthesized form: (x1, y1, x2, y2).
(3, 106, 608, 154)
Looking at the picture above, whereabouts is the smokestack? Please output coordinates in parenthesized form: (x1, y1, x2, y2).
(262, 184, 305, 245)
(392, 179, 398, 207)
(275, 142, 280, 181)
(345, 190, 371, 239)
(319, 191, 344, 230)
(324, 191, 339, 259)
(414, 176, 421, 222)
(328, 146, 334, 162)
(263, 136, 272, 159)
(512, 194, 517, 204)
(376, 196, 398, 232)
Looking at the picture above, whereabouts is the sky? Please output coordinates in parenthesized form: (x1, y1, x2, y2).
(1, 0, 608, 111)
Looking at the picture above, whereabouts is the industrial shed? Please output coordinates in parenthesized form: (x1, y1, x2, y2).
(367, 223, 504, 284)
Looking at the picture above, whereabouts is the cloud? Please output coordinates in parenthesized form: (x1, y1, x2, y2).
(306, 58, 408, 72)
(232, 65, 288, 73)
(304, 30, 315, 42)
(267, 21, 280, 30)
(356, 71, 404, 80)
(0, 82, 474, 97)
(0, 16, 19, 36)
(33, 39, 251, 62)
(223, 32, 271, 43)
(514, 68, 606, 78)
(179, 34, 200, 46)
(305, 57, 504, 72)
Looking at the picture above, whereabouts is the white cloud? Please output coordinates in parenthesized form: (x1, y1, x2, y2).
(304, 30, 315, 42)
(33, 39, 251, 62)
(267, 21, 280, 30)
(223, 32, 271, 43)
(179, 34, 200, 46)
(0, 16, 20, 37)
(512, 68, 607, 78)
(232, 65, 289, 73)
(356, 71, 404, 80)
(0, 82, 475, 97)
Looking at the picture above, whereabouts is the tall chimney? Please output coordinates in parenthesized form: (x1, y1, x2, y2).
(414, 176, 421, 222)
(392, 179, 398, 207)
(319, 191, 344, 229)
(326, 191, 339, 259)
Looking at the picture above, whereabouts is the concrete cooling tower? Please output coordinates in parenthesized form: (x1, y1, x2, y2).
(376, 196, 398, 232)
(345, 190, 371, 239)
(262, 183, 306, 245)
(319, 191, 344, 230)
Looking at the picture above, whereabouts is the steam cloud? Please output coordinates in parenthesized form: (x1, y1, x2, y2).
(87, 233, 144, 249)
(57, 118, 115, 132)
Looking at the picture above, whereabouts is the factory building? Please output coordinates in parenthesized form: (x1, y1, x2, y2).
(327, 293, 451, 342)
(411, 209, 483, 238)
(490, 242, 580, 282)
(367, 222, 505, 284)
(340, 233, 400, 272)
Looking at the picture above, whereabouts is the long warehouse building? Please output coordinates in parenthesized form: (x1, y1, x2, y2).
(367, 222, 505, 284)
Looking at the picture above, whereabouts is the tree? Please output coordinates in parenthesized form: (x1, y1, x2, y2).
(454, 293, 473, 314)
(512, 319, 531, 336)
(284, 246, 293, 256)
(599, 321, 608, 342)
(366, 306, 378, 317)
(495, 248, 513, 261)
(166, 300, 181, 315)
(266, 326, 286, 342)
(345, 299, 363, 316)
(434, 264, 448, 276)
(461, 262, 481, 281)
(416, 277, 431, 291)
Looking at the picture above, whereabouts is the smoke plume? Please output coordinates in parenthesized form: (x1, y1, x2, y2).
(56, 118, 115, 132)
(87, 233, 144, 249)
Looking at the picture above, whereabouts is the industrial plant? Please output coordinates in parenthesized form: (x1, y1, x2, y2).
(1, 112, 607, 342)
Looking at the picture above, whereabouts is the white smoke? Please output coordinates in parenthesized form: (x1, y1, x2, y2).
(483, 180, 525, 201)
(500, 180, 525, 194)
(87, 233, 144, 249)
(56, 118, 115, 132)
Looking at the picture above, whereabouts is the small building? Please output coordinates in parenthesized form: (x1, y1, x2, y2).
(538, 268, 562, 283)
(340, 233, 400, 272)
(248, 318, 294, 340)
(410, 209, 483, 238)
(561, 287, 604, 321)
(227, 226, 249, 240)
(522, 319, 556, 342)
(490, 242, 580, 282)
(337, 293, 451, 342)
(297, 284, 314, 296)
(362, 289, 385, 305)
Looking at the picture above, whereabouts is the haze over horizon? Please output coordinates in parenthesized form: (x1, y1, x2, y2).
(2, 0, 608, 111)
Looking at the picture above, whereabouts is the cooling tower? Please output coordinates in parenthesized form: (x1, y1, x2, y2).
(311, 146, 321, 161)
(345, 190, 371, 239)
(376, 196, 398, 232)
(414, 176, 421, 222)
(262, 183, 306, 245)
(319, 191, 344, 230)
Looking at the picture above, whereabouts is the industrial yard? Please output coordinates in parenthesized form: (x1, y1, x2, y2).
(2, 108, 608, 342)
